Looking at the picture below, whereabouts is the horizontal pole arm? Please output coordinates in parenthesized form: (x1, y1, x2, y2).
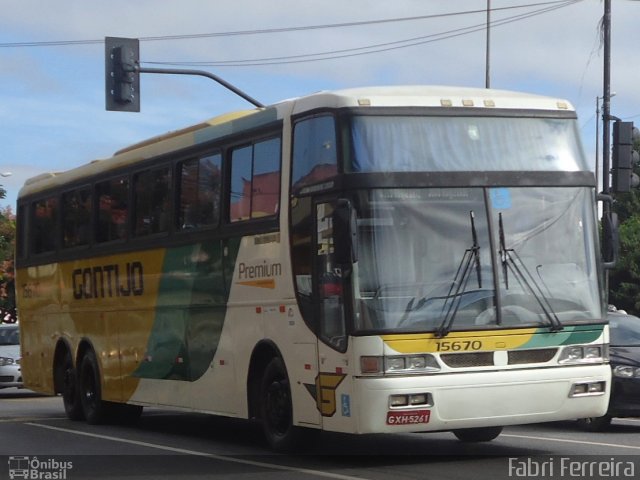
(137, 66, 265, 108)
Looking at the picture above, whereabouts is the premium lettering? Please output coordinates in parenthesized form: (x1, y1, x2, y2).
(238, 261, 281, 280)
(72, 262, 144, 299)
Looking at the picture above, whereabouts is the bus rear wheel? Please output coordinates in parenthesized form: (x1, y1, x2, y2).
(79, 350, 110, 425)
(60, 351, 84, 421)
(259, 357, 309, 452)
(453, 426, 503, 442)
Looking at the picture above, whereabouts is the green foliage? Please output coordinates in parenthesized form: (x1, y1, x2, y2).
(609, 215, 640, 312)
(0, 205, 15, 262)
(0, 205, 15, 322)
(608, 137, 640, 313)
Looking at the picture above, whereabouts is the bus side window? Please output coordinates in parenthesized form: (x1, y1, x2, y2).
(230, 146, 252, 222)
(133, 167, 171, 237)
(16, 205, 26, 259)
(96, 176, 129, 243)
(316, 202, 347, 351)
(31, 196, 58, 254)
(291, 196, 315, 328)
(292, 115, 338, 191)
(178, 153, 221, 230)
(229, 136, 281, 223)
(252, 138, 281, 219)
(62, 187, 91, 248)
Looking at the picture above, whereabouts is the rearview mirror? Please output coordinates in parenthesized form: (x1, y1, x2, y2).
(598, 194, 619, 269)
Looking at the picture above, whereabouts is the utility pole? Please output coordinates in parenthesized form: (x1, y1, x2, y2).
(601, 0, 614, 294)
(485, 0, 491, 89)
(602, 0, 612, 196)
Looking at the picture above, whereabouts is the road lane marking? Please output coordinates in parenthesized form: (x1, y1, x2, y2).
(503, 433, 640, 451)
(0, 417, 66, 423)
(26, 422, 369, 480)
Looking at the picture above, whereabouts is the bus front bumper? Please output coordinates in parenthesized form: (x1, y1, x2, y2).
(352, 364, 611, 434)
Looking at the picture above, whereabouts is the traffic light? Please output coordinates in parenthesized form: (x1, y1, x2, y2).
(611, 121, 640, 192)
(105, 37, 140, 112)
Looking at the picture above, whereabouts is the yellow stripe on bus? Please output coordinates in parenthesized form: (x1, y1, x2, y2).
(236, 279, 276, 289)
(381, 328, 539, 354)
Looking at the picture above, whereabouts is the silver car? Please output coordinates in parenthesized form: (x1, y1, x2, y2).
(0, 324, 22, 389)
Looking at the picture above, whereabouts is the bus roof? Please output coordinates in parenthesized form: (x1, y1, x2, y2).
(18, 108, 274, 199)
(289, 85, 574, 113)
(19, 85, 575, 199)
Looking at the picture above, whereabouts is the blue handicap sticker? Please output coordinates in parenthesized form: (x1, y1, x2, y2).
(341, 394, 351, 417)
(490, 188, 512, 209)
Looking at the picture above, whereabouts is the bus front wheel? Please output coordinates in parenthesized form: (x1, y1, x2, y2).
(578, 415, 612, 432)
(259, 357, 307, 452)
(453, 426, 503, 442)
(79, 350, 109, 425)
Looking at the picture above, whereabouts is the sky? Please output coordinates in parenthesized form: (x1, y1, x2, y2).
(1, 0, 639, 209)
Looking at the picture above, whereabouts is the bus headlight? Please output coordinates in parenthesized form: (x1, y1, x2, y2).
(385, 356, 406, 372)
(558, 345, 605, 364)
(360, 355, 440, 375)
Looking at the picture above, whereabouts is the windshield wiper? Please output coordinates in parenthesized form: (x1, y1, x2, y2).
(435, 211, 482, 338)
(498, 213, 563, 332)
(470, 211, 483, 290)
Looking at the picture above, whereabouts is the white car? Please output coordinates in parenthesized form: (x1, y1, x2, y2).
(0, 324, 22, 389)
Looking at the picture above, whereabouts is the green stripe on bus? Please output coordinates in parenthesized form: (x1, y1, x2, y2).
(133, 237, 241, 381)
(194, 108, 279, 144)
(518, 324, 605, 349)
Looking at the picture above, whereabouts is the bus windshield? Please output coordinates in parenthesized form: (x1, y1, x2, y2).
(350, 115, 589, 173)
(353, 187, 602, 333)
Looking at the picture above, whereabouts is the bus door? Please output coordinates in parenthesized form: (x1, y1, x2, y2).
(313, 200, 355, 432)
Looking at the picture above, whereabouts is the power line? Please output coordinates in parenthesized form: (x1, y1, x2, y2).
(144, 1, 582, 67)
(0, 0, 578, 49)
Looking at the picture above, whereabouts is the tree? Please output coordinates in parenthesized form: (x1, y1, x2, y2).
(609, 215, 640, 312)
(0, 205, 16, 323)
(609, 135, 640, 313)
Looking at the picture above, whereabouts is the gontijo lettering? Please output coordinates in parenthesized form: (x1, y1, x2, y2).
(72, 261, 144, 299)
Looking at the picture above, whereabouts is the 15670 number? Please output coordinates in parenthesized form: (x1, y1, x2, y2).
(435, 340, 483, 352)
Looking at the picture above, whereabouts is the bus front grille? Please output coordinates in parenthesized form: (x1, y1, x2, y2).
(440, 348, 558, 368)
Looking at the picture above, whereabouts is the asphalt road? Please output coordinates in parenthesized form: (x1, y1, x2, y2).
(1, 388, 639, 480)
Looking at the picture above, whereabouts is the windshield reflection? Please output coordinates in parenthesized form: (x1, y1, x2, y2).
(350, 116, 588, 173)
(353, 187, 601, 333)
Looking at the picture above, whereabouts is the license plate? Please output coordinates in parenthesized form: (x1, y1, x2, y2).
(386, 410, 431, 425)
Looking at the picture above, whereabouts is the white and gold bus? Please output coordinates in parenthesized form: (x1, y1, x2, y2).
(17, 86, 611, 451)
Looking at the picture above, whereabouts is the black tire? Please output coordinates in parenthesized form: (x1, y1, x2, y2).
(453, 426, 503, 442)
(60, 351, 84, 421)
(78, 350, 110, 425)
(259, 357, 310, 452)
(578, 415, 612, 432)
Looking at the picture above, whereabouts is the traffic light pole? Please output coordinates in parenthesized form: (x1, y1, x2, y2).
(106, 36, 264, 112)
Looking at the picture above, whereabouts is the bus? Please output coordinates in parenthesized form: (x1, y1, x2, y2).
(16, 86, 611, 451)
